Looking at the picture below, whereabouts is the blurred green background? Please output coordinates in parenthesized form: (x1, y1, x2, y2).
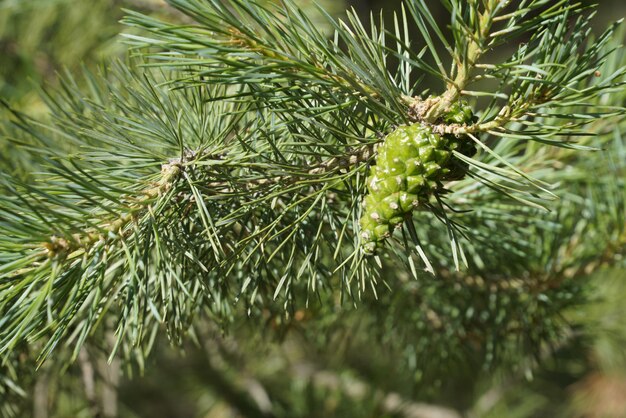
(1, 1, 626, 418)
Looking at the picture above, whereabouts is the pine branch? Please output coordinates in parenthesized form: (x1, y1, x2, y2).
(0, 0, 625, 383)
(122, 0, 625, 265)
(415, 0, 504, 121)
(0, 61, 381, 364)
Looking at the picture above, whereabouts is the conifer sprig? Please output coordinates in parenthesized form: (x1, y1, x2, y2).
(0, 65, 244, 361)
(0, 62, 380, 363)
(0, 0, 625, 373)
(123, 0, 625, 263)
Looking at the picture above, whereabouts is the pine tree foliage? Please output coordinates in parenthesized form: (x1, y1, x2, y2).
(124, 0, 625, 267)
(1, 63, 256, 360)
(1, 1, 626, 415)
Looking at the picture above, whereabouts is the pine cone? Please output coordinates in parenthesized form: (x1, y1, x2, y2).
(359, 102, 476, 254)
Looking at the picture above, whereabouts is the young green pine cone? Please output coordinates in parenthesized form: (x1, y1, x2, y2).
(359, 102, 477, 255)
